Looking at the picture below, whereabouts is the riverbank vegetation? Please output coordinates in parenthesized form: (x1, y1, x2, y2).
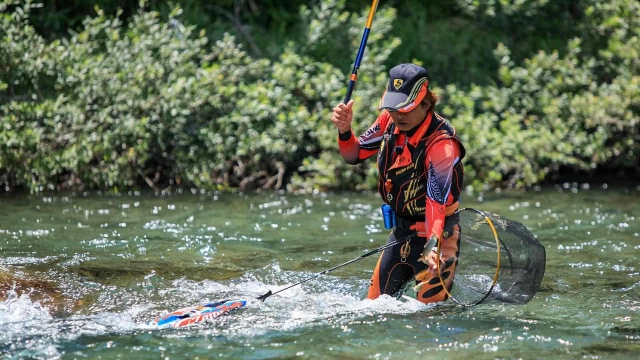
(1, 0, 638, 193)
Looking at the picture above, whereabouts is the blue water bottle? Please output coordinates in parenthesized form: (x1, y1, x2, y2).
(381, 204, 396, 229)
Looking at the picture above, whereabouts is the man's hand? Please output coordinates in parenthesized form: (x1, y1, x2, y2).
(331, 100, 354, 134)
(420, 250, 443, 275)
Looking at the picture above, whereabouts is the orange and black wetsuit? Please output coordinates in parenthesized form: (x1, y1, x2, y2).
(338, 110, 465, 304)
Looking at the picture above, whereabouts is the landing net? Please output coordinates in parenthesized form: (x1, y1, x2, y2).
(439, 208, 546, 306)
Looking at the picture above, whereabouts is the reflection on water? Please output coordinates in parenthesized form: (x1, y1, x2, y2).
(1, 185, 639, 359)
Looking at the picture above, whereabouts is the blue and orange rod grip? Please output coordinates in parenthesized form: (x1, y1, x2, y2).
(343, 0, 380, 104)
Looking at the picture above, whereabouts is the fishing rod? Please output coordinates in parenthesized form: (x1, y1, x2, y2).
(258, 1, 381, 302)
(343, 0, 380, 104)
(148, 235, 428, 328)
(256, 234, 437, 302)
(149, 209, 545, 328)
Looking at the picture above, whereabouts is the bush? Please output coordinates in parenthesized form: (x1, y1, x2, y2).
(0, 0, 397, 192)
(0, 0, 638, 193)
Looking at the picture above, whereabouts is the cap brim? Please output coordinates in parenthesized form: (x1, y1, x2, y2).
(378, 84, 427, 113)
(379, 91, 409, 112)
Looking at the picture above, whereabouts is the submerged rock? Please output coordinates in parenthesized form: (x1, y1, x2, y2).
(0, 266, 75, 315)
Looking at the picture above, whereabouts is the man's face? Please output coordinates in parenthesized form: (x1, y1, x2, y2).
(388, 102, 429, 132)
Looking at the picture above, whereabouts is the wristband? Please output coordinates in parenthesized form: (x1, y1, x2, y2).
(338, 129, 352, 141)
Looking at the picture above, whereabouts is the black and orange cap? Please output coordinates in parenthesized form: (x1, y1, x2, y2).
(378, 63, 429, 113)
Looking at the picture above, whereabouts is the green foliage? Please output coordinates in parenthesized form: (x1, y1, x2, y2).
(442, 0, 640, 189)
(0, 0, 396, 192)
(0, 0, 52, 100)
(0, 0, 638, 193)
(25, 0, 586, 88)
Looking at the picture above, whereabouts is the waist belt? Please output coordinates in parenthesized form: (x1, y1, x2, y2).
(394, 201, 460, 236)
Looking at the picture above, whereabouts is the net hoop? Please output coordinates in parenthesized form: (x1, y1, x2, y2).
(437, 207, 502, 307)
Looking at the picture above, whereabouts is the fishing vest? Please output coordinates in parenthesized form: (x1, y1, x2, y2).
(377, 111, 466, 222)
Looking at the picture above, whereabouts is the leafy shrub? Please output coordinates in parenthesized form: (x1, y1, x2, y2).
(0, 0, 638, 193)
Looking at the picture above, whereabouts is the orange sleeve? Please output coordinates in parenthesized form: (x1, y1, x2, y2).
(424, 139, 462, 239)
(338, 112, 391, 165)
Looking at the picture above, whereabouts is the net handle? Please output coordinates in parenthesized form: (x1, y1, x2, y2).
(436, 207, 502, 306)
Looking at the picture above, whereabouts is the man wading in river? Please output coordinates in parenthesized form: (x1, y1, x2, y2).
(331, 63, 466, 303)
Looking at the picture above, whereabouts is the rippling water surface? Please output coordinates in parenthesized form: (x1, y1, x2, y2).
(1, 185, 639, 359)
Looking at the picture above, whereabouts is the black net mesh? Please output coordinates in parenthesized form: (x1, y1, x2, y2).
(446, 209, 546, 305)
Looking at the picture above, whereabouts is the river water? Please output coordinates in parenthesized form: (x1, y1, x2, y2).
(1, 184, 638, 359)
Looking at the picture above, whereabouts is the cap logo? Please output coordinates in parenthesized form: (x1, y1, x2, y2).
(393, 79, 404, 90)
